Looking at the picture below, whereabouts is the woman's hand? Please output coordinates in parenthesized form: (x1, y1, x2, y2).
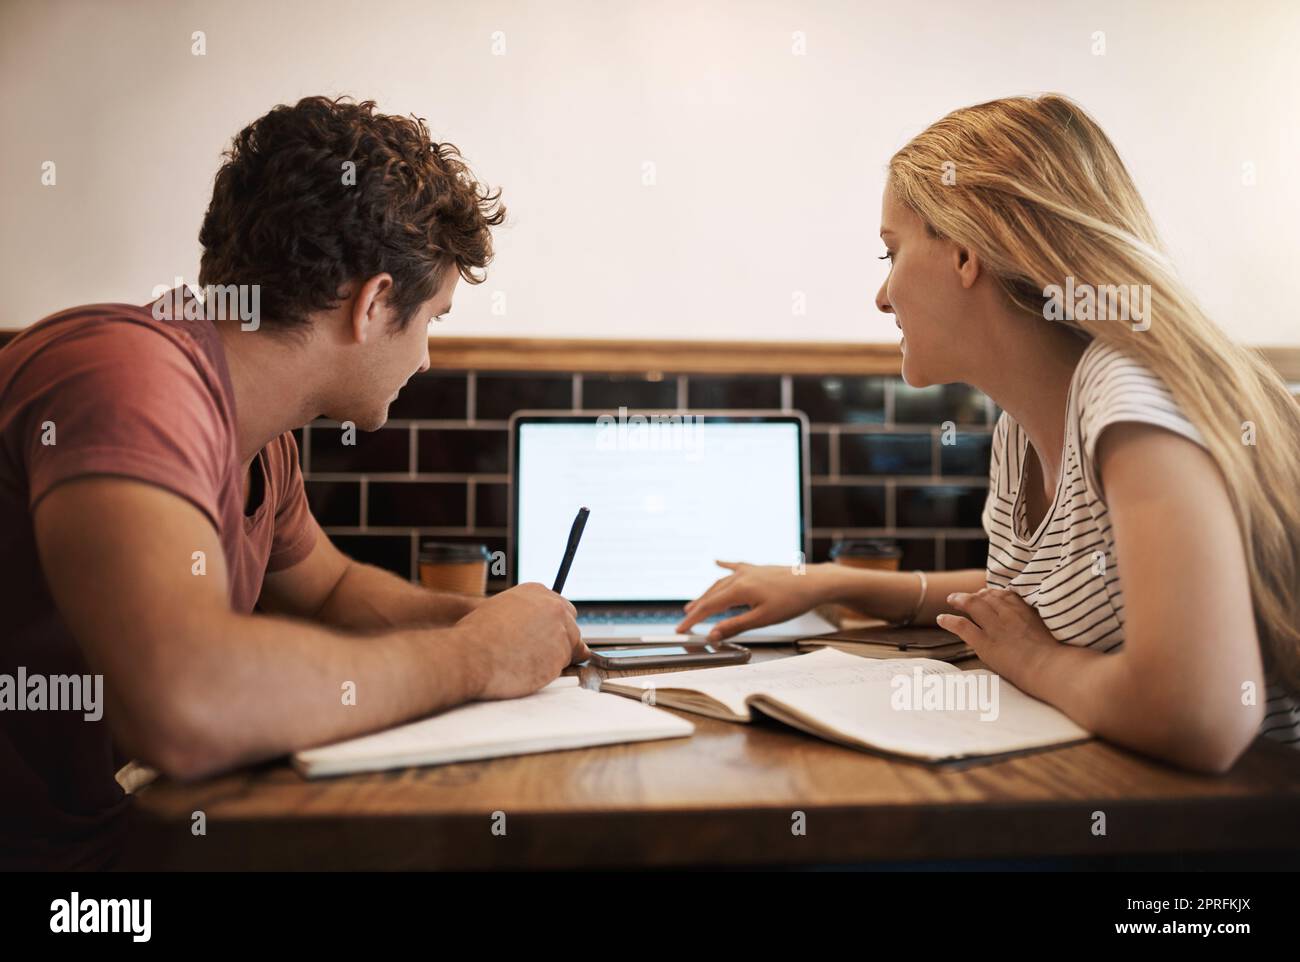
(938, 587, 1059, 695)
(675, 560, 832, 640)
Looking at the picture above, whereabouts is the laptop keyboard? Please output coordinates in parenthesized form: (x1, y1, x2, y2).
(576, 605, 749, 626)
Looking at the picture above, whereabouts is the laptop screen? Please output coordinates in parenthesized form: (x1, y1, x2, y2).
(513, 414, 805, 602)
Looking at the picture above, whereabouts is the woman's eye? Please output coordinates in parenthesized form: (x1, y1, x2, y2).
(878, 252, 894, 262)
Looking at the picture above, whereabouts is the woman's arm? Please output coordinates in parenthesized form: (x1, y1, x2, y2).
(676, 562, 985, 638)
(824, 565, 988, 625)
(941, 421, 1266, 773)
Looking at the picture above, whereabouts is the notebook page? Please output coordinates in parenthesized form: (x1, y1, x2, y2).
(610, 648, 955, 717)
(761, 668, 1090, 759)
(294, 677, 693, 776)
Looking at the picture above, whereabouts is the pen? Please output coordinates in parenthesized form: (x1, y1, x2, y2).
(552, 506, 590, 594)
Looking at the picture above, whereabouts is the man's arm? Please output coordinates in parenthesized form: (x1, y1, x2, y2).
(259, 525, 483, 629)
(34, 477, 579, 781)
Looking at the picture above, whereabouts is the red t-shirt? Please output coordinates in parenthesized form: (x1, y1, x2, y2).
(0, 290, 318, 868)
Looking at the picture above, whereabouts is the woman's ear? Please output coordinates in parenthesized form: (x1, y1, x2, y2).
(349, 273, 395, 344)
(953, 243, 982, 290)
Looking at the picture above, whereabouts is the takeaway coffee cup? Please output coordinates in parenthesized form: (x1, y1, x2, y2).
(825, 539, 902, 627)
(418, 541, 491, 596)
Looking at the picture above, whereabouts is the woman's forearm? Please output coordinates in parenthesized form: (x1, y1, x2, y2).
(817, 565, 986, 625)
(1023, 640, 1259, 774)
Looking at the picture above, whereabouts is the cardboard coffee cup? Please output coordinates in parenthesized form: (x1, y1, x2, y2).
(829, 538, 902, 571)
(418, 541, 491, 596)
(825, 539, 902, 628)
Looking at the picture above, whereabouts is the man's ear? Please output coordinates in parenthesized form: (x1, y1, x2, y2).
(349, 274, 395, 345)
(952, 243, 982, 290)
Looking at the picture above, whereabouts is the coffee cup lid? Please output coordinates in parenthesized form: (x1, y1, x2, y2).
(418, 541, 492, 564)
(829, 538, 901, 560)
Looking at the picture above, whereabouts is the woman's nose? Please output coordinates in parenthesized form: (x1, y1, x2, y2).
(875, 280, 892, 315)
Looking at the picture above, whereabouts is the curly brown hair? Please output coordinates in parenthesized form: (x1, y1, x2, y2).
(198, 96, 505, 332)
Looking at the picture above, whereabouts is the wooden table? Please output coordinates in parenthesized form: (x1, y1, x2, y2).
(121, 645, 1300, 870)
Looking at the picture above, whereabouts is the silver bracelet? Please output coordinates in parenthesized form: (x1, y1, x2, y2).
(894, 570, 927, 627)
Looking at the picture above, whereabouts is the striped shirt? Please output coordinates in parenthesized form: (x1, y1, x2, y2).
(981, 336, 1300, 749)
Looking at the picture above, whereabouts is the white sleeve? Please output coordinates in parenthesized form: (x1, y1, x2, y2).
(981, 411, 1009, 538)
(1075, 346, 1208, 499)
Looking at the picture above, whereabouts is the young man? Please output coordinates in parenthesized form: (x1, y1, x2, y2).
(0, 96, 587, 869)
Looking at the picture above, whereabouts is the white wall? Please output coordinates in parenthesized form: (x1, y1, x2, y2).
(2, 0, 1297, 345)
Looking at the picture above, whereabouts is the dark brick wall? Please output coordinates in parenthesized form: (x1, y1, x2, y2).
(295, 369, 998, 592)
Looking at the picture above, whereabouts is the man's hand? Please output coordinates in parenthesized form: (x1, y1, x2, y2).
(452, 583, 588, 700)
(437, 592, 486, 622)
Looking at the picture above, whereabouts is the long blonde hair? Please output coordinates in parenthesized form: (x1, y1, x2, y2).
(889, 94, 1300, 689)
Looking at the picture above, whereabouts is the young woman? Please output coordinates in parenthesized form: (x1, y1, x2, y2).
(676, 94, 1300, 773)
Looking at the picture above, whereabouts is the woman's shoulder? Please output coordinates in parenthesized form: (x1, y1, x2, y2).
(1071, 336, 1208, 490)
(1074, 337, 1168, 404)
(989, 406, 1013, 475)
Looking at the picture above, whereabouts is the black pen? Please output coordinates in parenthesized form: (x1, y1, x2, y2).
(552, 506, 590, 594)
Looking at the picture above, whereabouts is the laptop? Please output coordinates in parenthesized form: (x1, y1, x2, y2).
(509, 409, 838, 644)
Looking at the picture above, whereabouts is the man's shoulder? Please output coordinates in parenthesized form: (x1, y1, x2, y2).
(0, 298, 237, 474)
(2, 297, 225, 397)
(5, 300, 240, 526)
(8, 297, 195, 354)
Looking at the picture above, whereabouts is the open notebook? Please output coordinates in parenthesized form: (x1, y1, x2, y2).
(601, 648, 1090, 763)
(293, 677, 694, 778)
